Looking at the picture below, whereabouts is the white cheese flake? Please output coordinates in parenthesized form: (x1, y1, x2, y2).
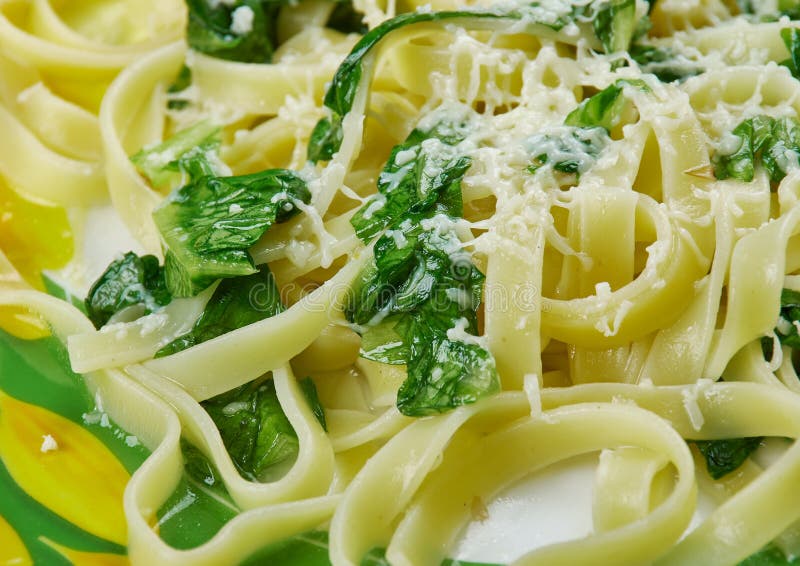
(230, 5, 255, 35)
(40, 434, 58, 453)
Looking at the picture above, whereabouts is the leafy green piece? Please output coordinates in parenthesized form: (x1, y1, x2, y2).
(131, 121, 222, 191)
(167, 64, 192, 110)
(153, 168, 310, 297)
(156, 264, 283, 357)
(308, 1, 618, 162)
(307, 116, 344, 163)
(395, 292, 498, 417)
(84, 252, 171, 329)
(629, 44, 704, 83)
(781, 27, 800, 78)
(350, 110, 473, 242)
(346, 213, 499, 416)
(737, 543, 797, 566)
(359, 314, 409, 364)
(525, 126, 610, 176)
(565, 79, 647, 130)
(186, 0, 278, 64)
(712, 116, 800, 183)
(202, 378, 298, 481)
(327, 0, 367, 34)
(593, 0, 637, 54)
(181, 438, 226, 493)
(694, 437, 763, 480)
(299, 377, 327, 431)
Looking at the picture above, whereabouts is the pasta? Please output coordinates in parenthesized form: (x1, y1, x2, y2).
(5, 0, 800, 564)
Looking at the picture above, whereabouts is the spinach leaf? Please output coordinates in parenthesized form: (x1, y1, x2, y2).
(202, 379, 298, 481)
(153, 168, 310, 297)
(85, 252, 171, 329)
(346, 213, 499, 416)
(359, 314, 409, 364)
(525, 126, 610, 176)
(299, 376, 327, 431)
(693, 437, 762, 480)
(308, 1, 622, 162)
(394, 281, 498, 417)
(781, 27, 800, 79)
(156, 264, 283, 357)
(131, 121, 223, 191)
(629, 44, 704, 83)
(593, 0, 637, 54)
(712, 116, 800, 183)
(186, 0, 278, 64)
(307, 116, 344, 163)
(737, 543, 797, 566)
(565, 79, 647, 130)
(349, 109, 473, 242)
(327, 0, 367, 34)
(181, 438, 227, 495)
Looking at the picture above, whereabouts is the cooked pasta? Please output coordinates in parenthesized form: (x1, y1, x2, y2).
(4, 0, 800, 565)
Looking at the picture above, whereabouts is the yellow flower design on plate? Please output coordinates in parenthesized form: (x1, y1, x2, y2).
(0, 392, 130, 546)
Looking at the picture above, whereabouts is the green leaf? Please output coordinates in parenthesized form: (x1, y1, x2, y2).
(347, 214, 499, 416)
(693, 437, 763, 480)
(153, 168, 310, 297)
(564, 79, 647, 131)
(307, 115, 344, 163)
(299, 377, 327, 431)
(350, 109, 473, 242)
(327, 0, 367, 35)
(593, 0, 637, 54)
(180, 438, 231, 498)
(397, 313, 498, 417)
(156, 264, 283, 357)
(84, 252, 171, 329)
(738, 544, 797, 565)
(712, 116, 800, 183)
(359, 314, 409, 364)
(781, 27, 800, 78)
(202, 378, 298, 482)
(130, 121, 222, 191)
(629, 44, 704, 83)
(186, 0, 278, 63)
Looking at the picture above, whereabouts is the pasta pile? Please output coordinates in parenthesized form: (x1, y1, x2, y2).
(4, 0, 800, 564)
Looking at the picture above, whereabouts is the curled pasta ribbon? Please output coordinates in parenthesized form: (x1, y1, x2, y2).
(0, 0, 184, 78)
(0, 287, 341, 565)
(543, 382, 800, 565)
(386, 402, 696, 566)
(541, 193, 705, 347)
(99, 41, 183, 255)
(706, 201, 800, 377)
